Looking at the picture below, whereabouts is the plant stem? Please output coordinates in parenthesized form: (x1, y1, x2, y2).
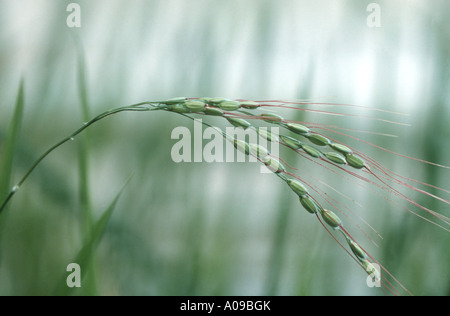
(0, 102, 162, 215)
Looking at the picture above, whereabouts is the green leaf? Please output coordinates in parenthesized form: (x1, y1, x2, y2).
(77, 48, 93, 235)
(54, 179, 130, 296)
(0, 80, 25, 264)
(0, 80, 25, 212)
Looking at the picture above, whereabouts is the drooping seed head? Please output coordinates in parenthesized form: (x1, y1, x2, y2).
(226, 117, 252, 129)
(286, 122, 310, 135)
(324, 152, 347, 165)
(286, 179, 308, 197)
(345, 154, 365, 169)
(280, 135, 302, 150)
(301, 144, 321, 158)
(249, 143, 270, 161)
(264, 157, 285, 174)
(307, 133, 330, 146)
(233, 139, 250, 155)
(184, 100, 206, 112)
(320, 209, 343, 229)
(218, 101, 241, 111)
(330, 143, 353, 155)
(239, 101, 260, 109)
(260, 113, 284, 123)
(203, 107, 224, 116)
(299, 195, 319, 214)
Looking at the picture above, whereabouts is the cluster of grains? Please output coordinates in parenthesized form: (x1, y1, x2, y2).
(156, 97, 379, 280)
(4, 93, 448, 296)
(161, 97, 366, 168)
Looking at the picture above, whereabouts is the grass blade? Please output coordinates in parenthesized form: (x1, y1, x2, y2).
(0, 80, 25, 209)
(0, 80, 25, 263)
(77, 48, 93, 236)
(75, 49, 96, 294)
(54, 178, 130, 296)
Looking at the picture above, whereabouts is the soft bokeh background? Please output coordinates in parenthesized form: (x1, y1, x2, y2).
(0, 0, 449, 295)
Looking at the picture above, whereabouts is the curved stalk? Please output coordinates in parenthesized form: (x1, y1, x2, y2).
(0, 102, 163, 214)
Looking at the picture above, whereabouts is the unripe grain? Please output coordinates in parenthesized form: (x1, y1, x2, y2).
(286, 179, 308, 197)
(249, 143, 270, 161)
(240, 101, 260, 109)
(307, 133, 330, 146)
(330, 143, 353, 155)
(280, 135, 302, 150)
(349, 240, 367, 261)
(261, 113, 284, 123)
(204, 107, 224, 116)
(299, 195, 319, 214)
(345, 154, 365, 169)
(264, 157, 285, 174)
(184, 100, 206, 112)
(321, 209, 342, 229)
(324, 152, 347, 165)
(218, 101, 241, 111)
(233, 139, 250, 155)
(226, 117, 252, 129)
(286, 122, 310, 135)
(301, 144, 321, 158)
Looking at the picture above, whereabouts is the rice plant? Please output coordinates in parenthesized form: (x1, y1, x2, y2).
(1, 94, 448, 296)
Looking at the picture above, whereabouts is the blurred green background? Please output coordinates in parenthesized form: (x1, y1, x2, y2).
(0, 0, 449, 295)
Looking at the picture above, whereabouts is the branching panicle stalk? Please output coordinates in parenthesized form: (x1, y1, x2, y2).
(1, 96, 449, 296)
